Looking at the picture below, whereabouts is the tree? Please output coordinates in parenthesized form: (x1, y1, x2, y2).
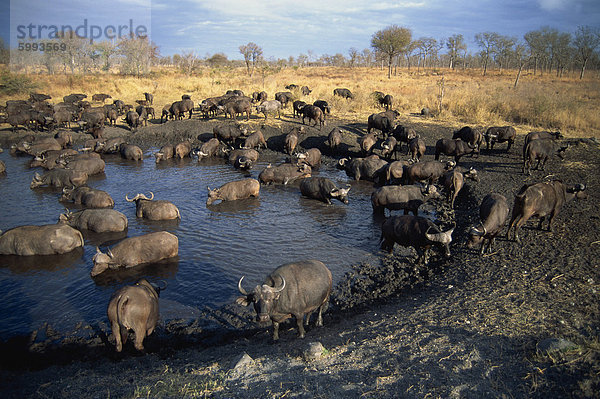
(446, 34, 466, 69)
(524, 29, 547, 75)
(415, 37, 439, 69)
(371, 25, 412, 78)
(573, 25, 600, 79)
(475, 32, 501, 76)
(348, 47, 359, 68)
(178, 51, 200, 75)
(492, 35, 516, 71)
(207, 53, 228, 67)
(94, 41, 117, 72)
(239, 42, 263, 77)
(512, 43, 530, 88)
(118, 36, 157, 77)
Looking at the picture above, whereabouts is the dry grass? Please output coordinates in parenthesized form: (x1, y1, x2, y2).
(2, 66, 599, 138)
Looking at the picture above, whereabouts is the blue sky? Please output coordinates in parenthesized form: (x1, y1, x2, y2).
(3, 0, 600, 59)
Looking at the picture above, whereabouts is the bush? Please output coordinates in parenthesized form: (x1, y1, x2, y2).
(0, 71, 38, 95)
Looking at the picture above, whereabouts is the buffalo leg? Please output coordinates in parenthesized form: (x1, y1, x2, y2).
(133, 324, 146, 351)
(272, 321, 280, 341)
(118, 325, 128, 351)
(316, 300, 327, 327)
(295, 314, 306, 338)
(111, 322, 123, 352)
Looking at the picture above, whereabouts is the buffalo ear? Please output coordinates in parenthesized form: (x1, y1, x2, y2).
(235, 296, 252, 307)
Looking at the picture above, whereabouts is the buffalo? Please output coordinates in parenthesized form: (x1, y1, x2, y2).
(285, 126, 304, 155)
(522, 138, 568, 175)
(143, 92, 154, 105)
(251, 91, 268, 103)
(333, 88, 353, 99)
(193, 139, 224, 159)
(440, 168, 479, 208)
(274, 92, 294, 108)
(380, 215, 454, 264)
(243, 131, 267, 150)
(467, 193, 510, 254)
(300, 177, 350, 205)
(452, 126, 483, 156)
(222, 97, 252, 121)
(206, 178, 260, 206)
(256, 100, 282, 120)
(368, 110, 399, 135)
(0, 224, 84, 255)
(407, 136, 426, 162)
(124, 111, 140, 131)
(371, 184, 440, 215)
(506, 181, 587, 243)
(30, 169, 88, 189)
(435, 138, 475, 162)
(292, 100, 307, 118)
(338, 155, 388, 183)
(404, 160, 455, 185)
(59, 209, 128, 233)
(484, 126, 516, 151)
(120, 144, 144, 161)
(92, 93, 111, 103)
(380, 136, 398, 160)
(300, 105, 325, 129)
(154, 145, 175, 163)
(61, 186, 114, 208)
(91, 231, 179, 276)
(228, 148, 259, 170)
(107, 279, 164, 352)
(326, 127, 342, 153)
(213, 123, 248, 145)
(294, 148, 321, 169)
(258, 163, 311, 185)
(359, 132, 378, 155)
(125, 192, 181, 220)
(175, 140, 193, 159)
(313, 100, 331, 115)
(236, 260, 332, 340)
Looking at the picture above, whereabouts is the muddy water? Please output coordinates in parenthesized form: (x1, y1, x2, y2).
(0, 150, 383, 339)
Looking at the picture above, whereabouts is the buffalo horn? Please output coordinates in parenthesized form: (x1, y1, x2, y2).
(238, 276, 250, 295)
(125, 193, 137, 202)
(273, 276, 286, 293)
(107, 248, 114, 258)
(576, 183, 586, 191)
(157, 280, 168, 290)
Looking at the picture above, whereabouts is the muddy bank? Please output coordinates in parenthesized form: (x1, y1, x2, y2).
(1, 113, 599, 398)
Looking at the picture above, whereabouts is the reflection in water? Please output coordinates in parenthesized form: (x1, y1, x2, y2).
(0, 247, 84, 275)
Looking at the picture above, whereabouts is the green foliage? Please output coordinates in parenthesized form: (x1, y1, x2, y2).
(0, 71, 38, 95)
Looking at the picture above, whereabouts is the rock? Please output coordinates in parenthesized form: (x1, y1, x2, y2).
(536, 338, 577, 354)
(303, 341, 326, 361)
(230, 352, 253, 370)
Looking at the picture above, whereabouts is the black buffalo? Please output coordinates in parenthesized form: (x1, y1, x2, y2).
(236, 260, 332, 340)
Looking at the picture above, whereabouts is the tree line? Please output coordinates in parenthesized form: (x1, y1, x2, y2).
(4, 24, 599, 80)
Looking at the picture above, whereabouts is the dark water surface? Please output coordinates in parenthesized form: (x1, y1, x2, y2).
(0, 150, 382, 339)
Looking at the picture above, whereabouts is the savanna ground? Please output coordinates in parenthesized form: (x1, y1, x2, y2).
(0, 67, 599, 398)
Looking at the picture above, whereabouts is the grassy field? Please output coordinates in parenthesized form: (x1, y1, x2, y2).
(2, 66, 599, 138)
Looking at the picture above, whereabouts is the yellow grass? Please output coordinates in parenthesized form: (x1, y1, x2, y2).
(2, 66, 599, 138)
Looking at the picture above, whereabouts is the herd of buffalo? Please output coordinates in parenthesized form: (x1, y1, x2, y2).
(0, 84, 588, 352)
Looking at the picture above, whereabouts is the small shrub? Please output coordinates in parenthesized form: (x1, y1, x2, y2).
(0, 71, 38, 95)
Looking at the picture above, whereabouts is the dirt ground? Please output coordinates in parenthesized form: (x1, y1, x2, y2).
(1, 110, 599, 398)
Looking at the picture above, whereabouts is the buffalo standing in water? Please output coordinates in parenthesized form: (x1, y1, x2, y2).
(107, 279, 166, 352)
(237, 260, 332, 341)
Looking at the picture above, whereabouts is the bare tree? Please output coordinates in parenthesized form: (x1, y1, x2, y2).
(415, 37, 439, 69)
(94, 41, 117, 72)
(512, 43, 530, 88)
(348, 47, 359, 68)
(475, 32, 500, 76)
(492, 35, 516, 71)
(573, 25, 600, 79)
(524, 29, 547, 75)
(371, 25, 412, 78)
(118, 37, 157, 77)
(446, 34, 466, 69)
(239, 42, 263, 77)
(178, 51, 200, 75)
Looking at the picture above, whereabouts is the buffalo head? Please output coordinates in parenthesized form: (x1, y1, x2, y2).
(331, 185, 351, 204)
(126, 192, 154, 202)
(92, 246, 116, 276)
(425, 226, 454, 258)
(466, 223, 487, 249)
(236, 276, 286, 324)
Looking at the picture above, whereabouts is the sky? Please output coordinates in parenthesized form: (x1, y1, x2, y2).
(2, 0, 600, 60)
